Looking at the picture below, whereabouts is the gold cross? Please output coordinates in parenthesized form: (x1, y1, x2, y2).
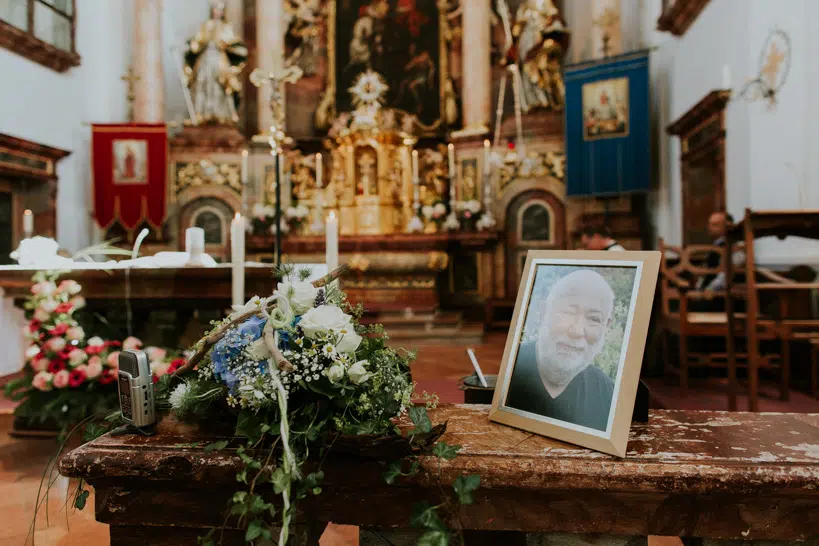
(122, 66, 140, 122)
(761, 42, 785, 89)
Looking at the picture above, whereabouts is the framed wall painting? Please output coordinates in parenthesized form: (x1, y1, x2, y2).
(489, 250, 661, 457)
(320, 0, 452, 132)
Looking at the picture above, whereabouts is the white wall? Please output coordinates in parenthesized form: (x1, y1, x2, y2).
(1, 0, 132, 253)
(645, 0, 819, 264)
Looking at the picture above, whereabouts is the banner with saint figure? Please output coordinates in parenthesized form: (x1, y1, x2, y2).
(91, 123, 167, 230)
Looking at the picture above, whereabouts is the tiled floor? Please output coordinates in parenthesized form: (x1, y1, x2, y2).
(2, 330, 816, 544)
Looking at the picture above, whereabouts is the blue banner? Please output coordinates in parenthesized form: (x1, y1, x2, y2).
(564, 51, 650, 196)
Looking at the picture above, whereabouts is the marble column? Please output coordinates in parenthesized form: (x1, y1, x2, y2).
(133, 0, 164, 122)
(459, 0, 491, 134)
(226, 0, 244, 38)
(256, 0, 286, 136)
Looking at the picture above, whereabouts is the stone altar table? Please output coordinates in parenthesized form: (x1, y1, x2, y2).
(59, 405, 819, 545)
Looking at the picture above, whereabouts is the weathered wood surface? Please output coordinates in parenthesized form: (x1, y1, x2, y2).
(59, 405, 819, 541)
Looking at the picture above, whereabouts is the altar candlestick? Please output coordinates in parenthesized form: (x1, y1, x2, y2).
(23, 209, 33, 238)
(447, 143, 456, 203)
(483, 139, 491, 175)
(326, 211, 339, 271)
(315, 153, 323, 188)
(185, 227, 205, 266)
(241, 149, 248, 185)
(412, 149, 419, 182)
(231, 212, 246, 308)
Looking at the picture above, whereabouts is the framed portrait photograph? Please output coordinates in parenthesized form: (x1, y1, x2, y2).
(489, 250, 660, 457)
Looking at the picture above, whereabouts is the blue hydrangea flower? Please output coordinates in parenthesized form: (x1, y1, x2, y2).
(211, 315, 268, 390)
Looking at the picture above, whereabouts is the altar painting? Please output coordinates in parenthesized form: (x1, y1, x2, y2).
(330, 0, 444, 129)
(582, 77, 629, 141)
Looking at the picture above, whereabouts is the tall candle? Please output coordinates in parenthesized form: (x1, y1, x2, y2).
(412, 149, 419, 182)
(23, 209, 33, 238)
(483, 139, 491, 175)
(326, 211, 339, 271)
(315, 153, 323, 188)
(241, 149, 248, 185)
(447, 143, 456, 202)
(230, 212, 246, 307)
(722, 65, 731, 89)
(185, 227, 205, 266)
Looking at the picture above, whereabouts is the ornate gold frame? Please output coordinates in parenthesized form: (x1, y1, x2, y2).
(318, 0, 454, 133)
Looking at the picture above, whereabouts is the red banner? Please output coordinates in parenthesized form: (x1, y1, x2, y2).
(91, 123, 167, 230)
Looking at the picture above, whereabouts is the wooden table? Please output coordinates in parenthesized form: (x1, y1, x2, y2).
(59, 405, 819, 545)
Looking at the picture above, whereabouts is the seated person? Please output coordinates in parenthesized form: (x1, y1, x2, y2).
(581, 225, 625, 251)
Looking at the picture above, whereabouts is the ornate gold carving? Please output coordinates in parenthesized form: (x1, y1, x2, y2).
(174, 160, 243, 196)
(427, 251, 449, 272)
(343, 277, 436, 290)
(348, 254, 371, 272)
(497, 150, 565, 191)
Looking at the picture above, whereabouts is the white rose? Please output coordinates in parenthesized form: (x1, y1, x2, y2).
(229, 295, 263, 320)
(347, 360, 370, 384)
(32, 358, 49, 372)
(32, 281, 56, 296)
(33, 308, 50, 322)
(46, 337, 66, 352)
(87, 336, 105, 347)
(70, 296, 86, 310)
(336, 330, 363, 354)
(146, 346, 167, 361)
(246, 338, 271, 362)
(66, 326, 85, 341)
(40, 299, 58, 313)
(68, 348, 87, 366)
(433, 203, 447, 215)
(275, 279, 318, 315)
(25, 345, 41, 361)
(150, 361, 170, 377)
(298, 305, 354, 338)
(326, 364, 344, 384)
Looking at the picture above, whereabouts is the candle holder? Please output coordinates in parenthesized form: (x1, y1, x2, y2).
(406, 179, 424, 233)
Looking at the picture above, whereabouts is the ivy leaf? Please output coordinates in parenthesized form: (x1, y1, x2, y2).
(197, 528, 216, 546)
(411, 503, 447, 531)
(418, 530, 449, 546)
(245, 519, 264, 542)
(73, 489, 90, 510)
(408, 406, 432, 434)
(453, 474, 481, 505)
(203, 440, 229, 453)
(271, 467, 289, 494)
(249, 494, 272, 514)
(383, 461, 403, 485)
(432, 442, 461, 460)
(235, 410, 264, 444)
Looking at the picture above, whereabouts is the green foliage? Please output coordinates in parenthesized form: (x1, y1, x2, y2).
(203, 440, 229, 452)
(432, 442, 461, 460)
(453, 474, 481, 505)
(408, 406, 432, 434)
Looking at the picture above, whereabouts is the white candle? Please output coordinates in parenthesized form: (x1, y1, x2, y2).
(447, 143, 456, 202)
(23, 209, 33, 238)
(230, 212, 245, 307)
(185, 227, 205, 266)
(315, 153, 323, 189)
(241, 149, 248, 185)
(722, 65, 731, 89)
(326, 211, 339, 271)
(412, 149, 419, 182)
(483, 139, 491, 175)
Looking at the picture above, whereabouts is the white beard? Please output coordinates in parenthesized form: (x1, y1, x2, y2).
(535, 329, 605, 389)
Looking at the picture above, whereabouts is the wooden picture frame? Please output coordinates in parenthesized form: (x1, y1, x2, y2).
(489, 250, 660, 457)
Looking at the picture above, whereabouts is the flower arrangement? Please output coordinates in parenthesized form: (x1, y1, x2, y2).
(422, 202, 448, 224)
(65, 264, 479, 545)
(284, 203, 310, 231)
(5, 271, 180, 437)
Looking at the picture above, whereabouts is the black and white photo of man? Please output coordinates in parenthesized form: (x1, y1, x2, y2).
(506, 269, 619, 431)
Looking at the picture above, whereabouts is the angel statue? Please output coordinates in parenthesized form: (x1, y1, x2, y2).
(184, 0, 248, 125)
(499, 0, 570, 112)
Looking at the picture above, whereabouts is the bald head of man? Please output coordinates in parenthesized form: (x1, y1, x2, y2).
(535, 270, 615, 397)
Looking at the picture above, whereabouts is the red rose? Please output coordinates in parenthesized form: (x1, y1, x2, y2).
(167, 358, 186, 375)
(152, 375, 159, 384)
(55, 303, 73, 314)
(107, 340, 122, 348)
(98, 369, 117, 385)
(85, 345, 104, 355)
(49, 324, 69, 336)
(47, 359, 66, 374)
(68, 368, 87, 388)
(28, 320, 41, 333)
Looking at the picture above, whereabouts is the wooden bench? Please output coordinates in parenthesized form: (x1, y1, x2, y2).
(58, 405, 819, 545)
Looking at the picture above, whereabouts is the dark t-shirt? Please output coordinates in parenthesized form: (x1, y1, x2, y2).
(505, 341, 614, 431)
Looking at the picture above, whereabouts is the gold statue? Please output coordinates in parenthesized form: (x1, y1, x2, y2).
(184, 0, 248, 124)
(502, 0, 570, 112)
(461, 162, 478, 201)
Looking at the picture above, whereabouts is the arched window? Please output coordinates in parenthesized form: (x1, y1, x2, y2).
(519, 201, 553, 243)
(192, 209, 225, 245)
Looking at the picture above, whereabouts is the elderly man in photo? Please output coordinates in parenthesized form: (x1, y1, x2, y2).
(506, 270, 615, 431)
